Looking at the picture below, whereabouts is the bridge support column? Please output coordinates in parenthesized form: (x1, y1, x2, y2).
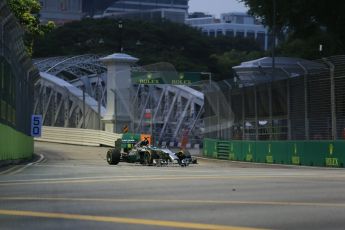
(100, 53, 138, 133)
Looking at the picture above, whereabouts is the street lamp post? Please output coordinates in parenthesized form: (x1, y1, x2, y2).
(82, 85, 86, 128)
(269, 0, 277, 140)
(118, 20, 123, 53)
(272, 0, 276, 72)
(97, 77, 102, 130)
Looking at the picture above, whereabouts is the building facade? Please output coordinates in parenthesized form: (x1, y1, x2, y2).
(39, 0, 188, 23)
(39, 0, 83, 23)
(102, 0, 189, 23)
(39, 0, 117, 23)
(186, 12, 270, 50)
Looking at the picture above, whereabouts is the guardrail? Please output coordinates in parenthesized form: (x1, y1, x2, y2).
(35, 126, 121, 147)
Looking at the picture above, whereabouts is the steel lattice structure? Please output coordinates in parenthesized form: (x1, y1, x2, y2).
(34, 55, 204, 144)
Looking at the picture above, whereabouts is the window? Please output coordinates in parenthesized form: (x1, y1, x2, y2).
(60, 0, 68, 11)
(236, 31, 244, 38)
(216, 30, 223, 37)
(235, 16, 244, 24)
(173, 0, 188, 5)
(256, 32, 266, 50)
(209, 30, 215, 37)
(246, 31, 255, 39)
(225, 30, 234, 37)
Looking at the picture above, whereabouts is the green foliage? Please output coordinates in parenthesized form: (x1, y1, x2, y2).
(240, 0, 345, 58)
(7, 0, 55, 56)
(33, 18, 263, 80)
(278, 32, 339, 59)
(7, 0, 41, 30)
(210, 50, 263, 78)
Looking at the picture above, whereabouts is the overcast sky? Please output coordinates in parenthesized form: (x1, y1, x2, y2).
(188, 0, 248, 17)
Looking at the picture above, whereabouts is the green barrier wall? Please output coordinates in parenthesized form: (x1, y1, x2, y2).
(203, 138, 217, 158)
(0, 123, 33, 161)
(203, 139, 345, 168)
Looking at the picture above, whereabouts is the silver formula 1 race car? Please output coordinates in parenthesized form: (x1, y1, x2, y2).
(106, 134, 197, 166)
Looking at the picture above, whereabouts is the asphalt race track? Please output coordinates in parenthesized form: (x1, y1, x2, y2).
(1, 142, 345, 230)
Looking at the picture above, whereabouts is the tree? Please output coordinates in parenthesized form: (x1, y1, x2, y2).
(240, 0, 345, 57)
(33, 18, 263, 80)
(7, 0, 54, 55)
(210, 50, 263, 80)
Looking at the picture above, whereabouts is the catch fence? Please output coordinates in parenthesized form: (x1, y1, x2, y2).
(204, 56, 345, 141)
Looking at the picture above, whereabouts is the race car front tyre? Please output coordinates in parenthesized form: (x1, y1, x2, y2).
(107, 149, 121, 165)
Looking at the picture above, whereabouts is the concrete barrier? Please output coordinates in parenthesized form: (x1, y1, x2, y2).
(35, 126, 121, 147)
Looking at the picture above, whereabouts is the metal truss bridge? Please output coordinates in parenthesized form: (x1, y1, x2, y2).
(34, 54, 204, 144)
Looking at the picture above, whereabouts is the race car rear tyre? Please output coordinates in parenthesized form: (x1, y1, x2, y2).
(107, 149, 121, 165)
(143, 151, 152, 166)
